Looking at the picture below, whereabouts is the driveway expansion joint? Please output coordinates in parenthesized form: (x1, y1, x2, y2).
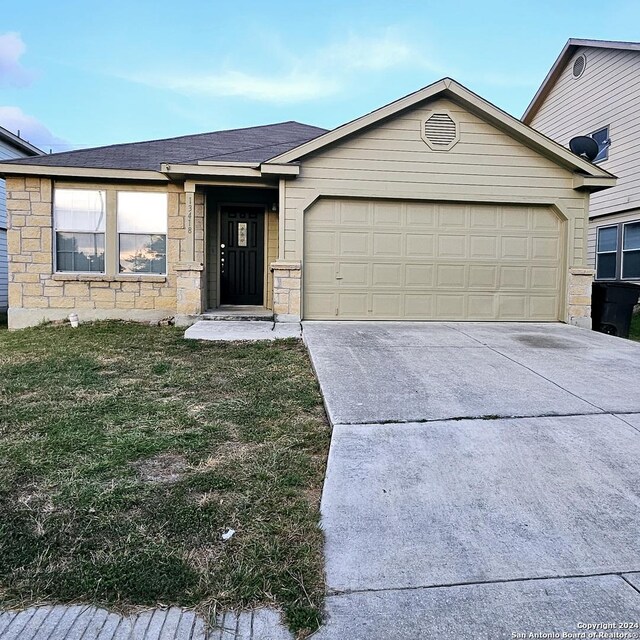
(330, 410, 613, 428)
(326, 570, 640, 598)
(446, 323, 607, 415)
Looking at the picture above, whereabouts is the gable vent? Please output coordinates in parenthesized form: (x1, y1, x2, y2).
(421, 112, 459, 150)
(572, 54, 586, 78)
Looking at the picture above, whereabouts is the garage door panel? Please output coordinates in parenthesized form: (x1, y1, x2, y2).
(468, 294, 497, 318)
(304, 199, 563, 321)
(338, 292, 368, 316)
(438, 235, 467, 258)
(340, 232, 369, 256)
(470, 206, 499, 228)
(470, 236, 498, 258)
(501, 207, 530, 229)
(373, 202, 402, 225)
(532, 237, 560, 259)
(305, 261, 336, 285)
(469, 266, 498, 289)
(530, 296, 559, 319)
(404, 294, 434, 316)
(435, 294, 465, 318)
(340, 263, 369, 286)
(439, 205, 467, 227)
(500, 236, 529, 259)
(406, 234, 435, 257)
(372, 293, 403, 318)
(406, 203, 436, 227)
(305, 230, 336, 256)
(436, 264, 467, 288)
(373, 233, 402, 257)
(372, 263, 403, 287)
(499, 266, 528, 289)
(530, 266, 559, 289)
(339, 201, 369, 224)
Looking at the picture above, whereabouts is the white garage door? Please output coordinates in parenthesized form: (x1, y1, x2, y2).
(303, 199, 564, 321)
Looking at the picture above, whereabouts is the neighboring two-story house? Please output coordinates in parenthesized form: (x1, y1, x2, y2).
(523, 39, 640, 284)
(0, 126, 43, 318)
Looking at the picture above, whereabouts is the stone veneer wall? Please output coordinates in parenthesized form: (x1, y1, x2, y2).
(566, 267, 594, 329)
(6, 177, 205, 329)
(271, 260, 301, 322)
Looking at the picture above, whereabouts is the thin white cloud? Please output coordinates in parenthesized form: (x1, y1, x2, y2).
(0, 106, 67, 152)
(124, 29, 441, 104)
(145, 69, 340, 103)
(324, 31, 442, 73)
(474, 71, 540, 88)
(0, 32, 34, 87)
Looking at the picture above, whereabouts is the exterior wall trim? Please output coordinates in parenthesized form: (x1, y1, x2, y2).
(0, 164, 169, 181)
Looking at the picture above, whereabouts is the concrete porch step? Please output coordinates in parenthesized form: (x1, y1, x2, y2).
(185, 320, 301, 341)
(201, 306, 274, 322)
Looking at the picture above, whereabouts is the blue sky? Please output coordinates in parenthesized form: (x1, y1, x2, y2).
(2, 0, 639, 153)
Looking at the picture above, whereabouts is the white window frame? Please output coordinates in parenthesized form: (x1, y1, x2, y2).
(53, 188, 107, 274)
(621, 220, 640, 281)
(595, 224, 619, 281)
(116, 191, 168, 276)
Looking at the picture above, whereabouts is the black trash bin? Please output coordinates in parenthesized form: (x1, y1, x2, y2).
(591, 282, 640, 338)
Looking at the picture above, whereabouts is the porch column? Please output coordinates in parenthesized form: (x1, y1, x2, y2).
(566, 267, 594, 329)
(271, 260, 302, 322)
(184, 183, 196, 262)
(174, 262, 205, 327)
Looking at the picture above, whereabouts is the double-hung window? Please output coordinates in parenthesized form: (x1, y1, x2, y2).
(117, 192, 168, 274)
(54, 189, 106, 273)
(622, 222, 640, 280)
(596, 222, 640, 281)
(595, 225, 617, 280)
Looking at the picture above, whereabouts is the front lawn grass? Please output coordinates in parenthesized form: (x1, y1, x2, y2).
(0, 322, 330, 636)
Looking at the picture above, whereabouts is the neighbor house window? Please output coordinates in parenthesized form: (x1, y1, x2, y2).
(117, 192, 167, 274)
(54, 189, 106, 272)
(595, 225, 618, 280)
(590, 126, 610, 163)
(622, 221, 640, 280)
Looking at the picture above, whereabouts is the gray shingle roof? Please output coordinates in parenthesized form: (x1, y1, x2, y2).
(3, 121, 327, 171)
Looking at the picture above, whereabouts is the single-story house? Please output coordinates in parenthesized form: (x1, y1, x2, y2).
(0, 125, 43, 319)
(0, 78, 616, 330)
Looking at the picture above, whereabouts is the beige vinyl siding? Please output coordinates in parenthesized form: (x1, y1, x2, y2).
(284, 97, 589, 270)
(530, 46, 640, 218)
(587, 208, 640, 275)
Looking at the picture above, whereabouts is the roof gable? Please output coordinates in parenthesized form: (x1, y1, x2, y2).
(522, 38, 640, 124)
(0, 125, 43, 156)
(265, 78, 614, 181)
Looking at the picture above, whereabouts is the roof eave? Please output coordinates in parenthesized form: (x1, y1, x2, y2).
(0, 163, 169, 181)
(161, 162, 300, 178)
(522, 38, 640, 124)
(265, 78, 452, 164)
(573, 174, 618, 192)
(0, 127, 44, 157)
(522, 40, 576, 124)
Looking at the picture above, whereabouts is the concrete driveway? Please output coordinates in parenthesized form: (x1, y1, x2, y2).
(304, 322, 640, 639)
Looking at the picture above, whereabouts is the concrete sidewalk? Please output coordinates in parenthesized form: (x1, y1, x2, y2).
(0, 605, 293, 640)
(304, 322, 640, 639)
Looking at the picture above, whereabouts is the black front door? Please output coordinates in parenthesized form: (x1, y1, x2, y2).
(220, 206, 265, 305)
